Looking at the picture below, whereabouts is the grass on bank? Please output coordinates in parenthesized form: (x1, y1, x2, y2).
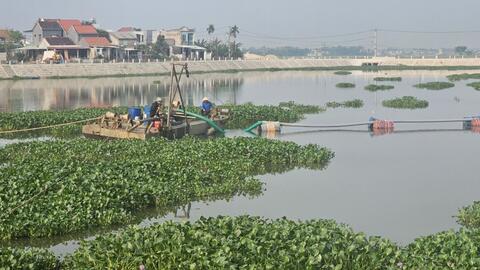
(382, 96, 429, 109)
(414, 82, 455, 90)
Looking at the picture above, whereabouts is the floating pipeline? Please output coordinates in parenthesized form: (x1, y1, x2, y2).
(248, 116, 480, 135)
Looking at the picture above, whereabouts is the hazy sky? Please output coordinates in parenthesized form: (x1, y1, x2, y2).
(3, 0, 480, 49)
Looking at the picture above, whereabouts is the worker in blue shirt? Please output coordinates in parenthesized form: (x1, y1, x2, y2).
(201, 97, 214, 117)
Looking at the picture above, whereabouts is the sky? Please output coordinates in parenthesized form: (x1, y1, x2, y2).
(3, 0, 480, 49)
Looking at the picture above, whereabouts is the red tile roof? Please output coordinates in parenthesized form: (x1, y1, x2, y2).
(72, 24, 97, 34)
(58, 19, 81, 32)
(81, 37, 111, 47)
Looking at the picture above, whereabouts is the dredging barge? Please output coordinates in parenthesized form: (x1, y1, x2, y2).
(82, 63, 229, 140)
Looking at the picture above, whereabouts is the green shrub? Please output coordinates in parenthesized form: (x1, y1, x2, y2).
(0, 247, 58, 269)
(364, 84, 395, 91)
(326, 99, 364, 108)
(382, 96, 429, 109)
(467, 82, 480, 90)
(373, 77, 402, 81)
(336, 82, 356, 88)
(64, 216, 401, 269)
(0, 137, 334, 239)
(414, 82, 455, 90)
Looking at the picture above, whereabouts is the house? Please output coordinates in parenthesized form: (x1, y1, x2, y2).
(160, 27, 206, 60)
(79, 37, 116, 60)
(39, 36, 88, 60)
(30, 19, 63, 46)
(57, 19, 82, 34)
(67, 24, 98, 43)
(109, 32, 138, 59)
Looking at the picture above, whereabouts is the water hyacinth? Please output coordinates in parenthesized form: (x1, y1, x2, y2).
(335, 82, 356, 88)
(326, 99, 364, 108)
(334, 71, 352, 75)
(0, 137, 334, 239)
(457, 201, 480, 229)
(446, 73, 480, 81)
(63, 216, 401, 269)
(364, 84, 395, 92)
(373, 77, 402, 82)
(414, 82, 455, 90)
(0, 247, 58, 269)
(0, 102, 323, 138)
(382, 96, 429, 109)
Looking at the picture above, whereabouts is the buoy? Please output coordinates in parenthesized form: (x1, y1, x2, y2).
(259, 121, 281, 133)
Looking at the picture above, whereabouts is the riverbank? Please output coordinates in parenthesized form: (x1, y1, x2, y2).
(1, 57, 480, 80)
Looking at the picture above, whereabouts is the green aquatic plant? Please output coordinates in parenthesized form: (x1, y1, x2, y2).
(447, 73, 480, 81)
(0, 107, 128, 139)
(364, 84, 394, 91)
(373, 77, 402, 81)
(414, 82, 455, 90)
(334, 71, 352, 75)
(216, 102, 324, 129)
(457, 201, 480, 229)
(64, 216, 401, 269)
(0, 247, 58, 269)
(326, 99, 364, 108)
(382, 96, 429, 109)
(400, 229, 480, 269)
(467, 82, 480, 90)
(336, 82, 356, 88)
(0, 137, 334, 239)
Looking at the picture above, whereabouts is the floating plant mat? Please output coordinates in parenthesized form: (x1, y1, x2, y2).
(0, 137, 333, 240)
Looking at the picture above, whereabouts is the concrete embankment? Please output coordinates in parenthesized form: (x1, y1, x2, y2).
(1, 57, 480, 79)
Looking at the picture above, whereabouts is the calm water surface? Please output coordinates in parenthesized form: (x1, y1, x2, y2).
(1, 70, 479, 255)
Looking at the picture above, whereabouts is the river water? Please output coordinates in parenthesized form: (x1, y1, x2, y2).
(1, 70, 479, 255)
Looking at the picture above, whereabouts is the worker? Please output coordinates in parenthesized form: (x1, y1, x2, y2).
(150, 97, 163, 118)
(201, 97, 214, 117)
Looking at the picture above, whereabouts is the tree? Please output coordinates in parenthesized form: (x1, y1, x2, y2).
(455, 46, 468, 55)
(3, 30, 24, 61)
(207, 24, 215, 36)
(228, 25, 240, 59)
(151, 35, 170, 60)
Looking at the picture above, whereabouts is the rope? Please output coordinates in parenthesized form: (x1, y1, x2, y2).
(0, 117, 101, 135)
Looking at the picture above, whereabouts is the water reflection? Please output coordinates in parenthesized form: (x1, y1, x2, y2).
(0, 76, 244, 112)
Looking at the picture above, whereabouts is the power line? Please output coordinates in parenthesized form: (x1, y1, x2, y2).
(378, 29, 480, 34)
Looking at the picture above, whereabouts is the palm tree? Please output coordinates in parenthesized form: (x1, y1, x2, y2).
(228, 25, 240, 59)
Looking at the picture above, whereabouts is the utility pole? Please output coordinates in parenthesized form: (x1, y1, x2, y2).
(374, 28, 378, 57)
